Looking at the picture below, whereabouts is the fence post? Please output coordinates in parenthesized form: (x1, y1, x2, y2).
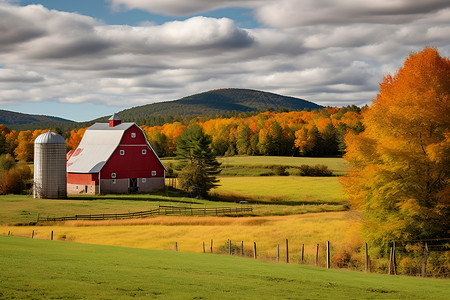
(241, 241, 244, 256)
(210, 239, 213, 253)
(277, 244, 280, 262)
(326, 241, 330, 269)
(229, 239, 232, 255)
(253, 242, 257, 259)
(203, 241, 205, 253)
(365, 242, 369, 272)
(422, 242, 428, 277)
(31, 230, 34, 239)
(315, 244, 319, 266)
(301, 244, 304, 263)
(175, 242, 178, 252)
(286, 239, 289, 264)
(51, 230, 53, 241)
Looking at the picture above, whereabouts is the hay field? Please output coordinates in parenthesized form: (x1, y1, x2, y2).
(1, 211, 351, 264)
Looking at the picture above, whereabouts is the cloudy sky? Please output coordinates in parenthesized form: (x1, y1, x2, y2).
(1, 0, 449, 122)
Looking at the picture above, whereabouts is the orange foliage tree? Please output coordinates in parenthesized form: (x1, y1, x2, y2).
(66, 128, 87, 150)
(14, 130, 33, 162)
(342, 48, 450, 247)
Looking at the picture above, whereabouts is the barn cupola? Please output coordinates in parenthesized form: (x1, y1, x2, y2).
(109, 113, 121, 127)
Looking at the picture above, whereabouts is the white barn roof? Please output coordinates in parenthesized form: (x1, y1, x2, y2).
(67, 123, 134, 173)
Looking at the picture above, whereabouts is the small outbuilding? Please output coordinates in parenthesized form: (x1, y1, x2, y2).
(67, 114, 166, 194)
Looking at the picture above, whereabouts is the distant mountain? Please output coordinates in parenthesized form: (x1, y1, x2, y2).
(106, 88, 323, 125)
(2, 89, 323, 131)
(0, 109, 74, 131)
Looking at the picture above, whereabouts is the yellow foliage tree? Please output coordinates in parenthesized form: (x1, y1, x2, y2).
(342, 47, 450, 247)
(14, 130, 33, 162)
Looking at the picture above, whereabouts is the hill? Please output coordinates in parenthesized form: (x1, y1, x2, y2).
(96, 88, 323, 125)
(0, 109, 73, 125)
(0, 109, 74, 131)
(3, 89, 322, 130)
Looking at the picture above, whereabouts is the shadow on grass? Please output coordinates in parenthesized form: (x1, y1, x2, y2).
(66, 189, 203, 205)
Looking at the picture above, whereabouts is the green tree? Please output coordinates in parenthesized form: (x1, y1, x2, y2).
(342, 48, 450, 248)
(175, 124, 221, 197)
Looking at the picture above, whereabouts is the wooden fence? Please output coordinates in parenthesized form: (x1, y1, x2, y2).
(38, 205, 253, 222)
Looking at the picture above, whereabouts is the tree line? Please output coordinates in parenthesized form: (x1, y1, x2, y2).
(0, 106, 364, 162)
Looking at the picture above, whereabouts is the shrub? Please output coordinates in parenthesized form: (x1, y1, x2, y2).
(271, 165, 289, 176)
(0, 154, 16, 171)
(0, 154, 32, 194)
(298, 164, 333, 176)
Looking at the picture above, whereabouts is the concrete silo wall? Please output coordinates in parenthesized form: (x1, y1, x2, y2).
(34, 142, 67, 199)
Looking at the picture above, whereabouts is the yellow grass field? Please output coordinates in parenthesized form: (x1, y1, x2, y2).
(1, 211, 351, 264)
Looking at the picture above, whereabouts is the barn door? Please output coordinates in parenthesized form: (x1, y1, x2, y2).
(129, 178, 138, 193)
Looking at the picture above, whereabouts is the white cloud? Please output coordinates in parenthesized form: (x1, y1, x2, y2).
(0, 1, 449, 114)
(255, 0, 450, 27)
(108, 0, 258, 16)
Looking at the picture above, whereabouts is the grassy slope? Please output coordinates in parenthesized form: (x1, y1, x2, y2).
(1, 236, 448, 300)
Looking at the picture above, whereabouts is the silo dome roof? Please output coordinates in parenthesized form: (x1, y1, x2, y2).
(34, 131, 66, 144)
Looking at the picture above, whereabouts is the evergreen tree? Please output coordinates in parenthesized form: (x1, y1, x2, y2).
(175, 124, 221, 197)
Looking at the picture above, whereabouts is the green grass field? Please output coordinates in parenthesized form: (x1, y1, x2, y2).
(214, 176, 346, 204)
(0, 173, 346, 225)
(163, 156, 349, 176)
(1, 236, 448, 299)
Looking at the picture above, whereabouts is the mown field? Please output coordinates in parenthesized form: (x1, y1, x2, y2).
(0, 156, 348, 225)
(1, 236, 448, 300)
(163, 156, 349, 176)
(213, 176, 345, 204)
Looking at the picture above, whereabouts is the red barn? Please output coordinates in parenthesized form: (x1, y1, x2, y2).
(67, 114, 166, 194)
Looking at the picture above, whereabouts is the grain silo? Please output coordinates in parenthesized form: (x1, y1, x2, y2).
(34, 131, 67, 198)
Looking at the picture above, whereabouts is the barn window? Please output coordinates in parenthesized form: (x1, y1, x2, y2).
(131, 132, 136, 138)
(120, 150, 125, 155)
(142, 149, 147, 155)
(111, 173, 116, 178)
(152, 171, 156, 176)
(112, 179, 116, 184)
(142, 178, 146, 183)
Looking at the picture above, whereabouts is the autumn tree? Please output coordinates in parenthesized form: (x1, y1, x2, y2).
(0, 125, 10, 155)
(14, 130, 33, 162)
(175, 124, 221, 198)
(342, 48, 450, 248)
(0, 154, 32, 194)
(66, 128, 87, 151)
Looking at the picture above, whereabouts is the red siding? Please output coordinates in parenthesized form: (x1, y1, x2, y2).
(67, 173, 99, 185)
(100, 125, 165, 179)
(120, 125, 147, 145)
